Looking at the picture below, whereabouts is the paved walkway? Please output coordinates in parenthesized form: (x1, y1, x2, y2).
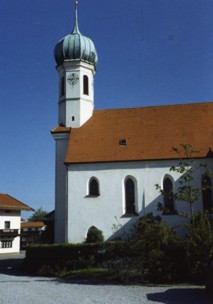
(0, 252, 212, 304)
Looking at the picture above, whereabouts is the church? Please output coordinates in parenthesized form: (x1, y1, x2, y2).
(51, 2, 213, 244)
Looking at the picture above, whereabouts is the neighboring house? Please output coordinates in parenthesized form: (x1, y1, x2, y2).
(0, 194, 33, 254)
(51, 3, 213, 243)
(20, 221, 45, 249)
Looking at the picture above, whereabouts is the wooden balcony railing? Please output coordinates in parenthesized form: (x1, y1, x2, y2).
(0, 229, 19, 237)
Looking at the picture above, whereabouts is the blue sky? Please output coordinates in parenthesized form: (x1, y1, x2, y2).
(0, 0, 213, 219)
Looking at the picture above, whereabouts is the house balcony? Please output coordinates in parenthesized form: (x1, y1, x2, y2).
(0, 229, 19, 238)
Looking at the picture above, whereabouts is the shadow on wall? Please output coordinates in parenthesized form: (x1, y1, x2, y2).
(146, 287, 212, 304)
(108, 194, 162, 240)
(108, 171, 205, 240)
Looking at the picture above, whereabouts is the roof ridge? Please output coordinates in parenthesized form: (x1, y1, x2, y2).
(94, 101, 213, 112)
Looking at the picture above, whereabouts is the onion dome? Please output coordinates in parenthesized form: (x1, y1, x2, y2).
(54, 1, 98, 68)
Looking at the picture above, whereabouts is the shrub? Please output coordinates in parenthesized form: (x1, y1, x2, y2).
(131, 213, 188, 283)
(85, 226, 104, 243)
(24, 241, 143, 277)
(185, 211, 213, 284)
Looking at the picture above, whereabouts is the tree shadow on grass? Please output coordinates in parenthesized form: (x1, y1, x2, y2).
(147, 287, 213, 304)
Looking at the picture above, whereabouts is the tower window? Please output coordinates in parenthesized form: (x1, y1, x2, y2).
(83, 75, 89, 95)
(61, 76, 65, 96)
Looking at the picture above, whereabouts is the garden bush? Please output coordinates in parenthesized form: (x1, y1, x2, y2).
(85, 226, 104, 243)
(25, 212, 213, 285)
(184, 211, 213, 284)
(131, 213, 189, 283)
(24, 241, 143, 276)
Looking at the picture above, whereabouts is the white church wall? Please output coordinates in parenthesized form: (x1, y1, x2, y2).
(0, 210, 21, 254)
(66, 158, 212, 243)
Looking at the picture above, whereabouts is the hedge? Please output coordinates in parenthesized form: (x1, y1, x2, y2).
(24, 240, 190, 284)
(25, 241, 146, 277)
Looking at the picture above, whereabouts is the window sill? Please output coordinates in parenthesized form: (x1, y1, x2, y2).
(121, 213, 138, 218)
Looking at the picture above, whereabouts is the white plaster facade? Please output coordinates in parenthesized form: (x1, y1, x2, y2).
(0, 210, 21, 254)
(57, 61, 95, 128)
(54, 158, 212, 243)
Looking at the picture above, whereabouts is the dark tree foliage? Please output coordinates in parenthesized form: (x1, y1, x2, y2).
(28, 207, 48, 222)
(186, 211, 213, 284)
(85, 226, 104, 243)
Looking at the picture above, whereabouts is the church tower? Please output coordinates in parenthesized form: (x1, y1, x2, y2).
(52, 1, 98, 243)
(54, 0, 98, 128)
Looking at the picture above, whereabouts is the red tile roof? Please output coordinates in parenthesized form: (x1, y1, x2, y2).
(0, 194, 34, 211)
(64, 102, 213, 163)
(21, 221, 44, 229)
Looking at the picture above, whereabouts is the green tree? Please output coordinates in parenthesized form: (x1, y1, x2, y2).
(156, 144, 211, 219)
(186, 211, 213, 284)
(155, 144, 213, 284)
(132, 213, 185, 283)
(28, 207, 47, 222)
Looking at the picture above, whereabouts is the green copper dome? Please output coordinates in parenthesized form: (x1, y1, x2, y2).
(54, 3, 98, 68)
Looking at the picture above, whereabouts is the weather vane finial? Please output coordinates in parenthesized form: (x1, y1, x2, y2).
(73, 0, 80, 33)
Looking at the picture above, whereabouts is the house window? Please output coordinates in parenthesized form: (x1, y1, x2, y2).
(4, 221, 10, 229)
(202, 174, 213, 212)
(125, 178, 136, 215)
(1, 240, 12, 248)
(163, 177, 174, 213)
(89, 178, 100, 196)
(83, 75, 89, 95)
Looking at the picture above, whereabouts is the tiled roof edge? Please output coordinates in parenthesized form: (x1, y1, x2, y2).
(65, 154, 213, 165)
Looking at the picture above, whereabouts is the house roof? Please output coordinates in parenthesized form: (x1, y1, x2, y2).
(0, 194, 34, 211)
(43, 210, 55, 222)
(63, 102, 213, 164)
(21, 221, 44, 229)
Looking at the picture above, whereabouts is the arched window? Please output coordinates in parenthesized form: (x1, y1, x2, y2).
(202, 174, 213, 212)
(83, 75, 89, 95)
(163, 177, 174, 213)
(60, 76, 65, 96)
(89, 178, 99, 196)
(125, 178, 136, 215)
